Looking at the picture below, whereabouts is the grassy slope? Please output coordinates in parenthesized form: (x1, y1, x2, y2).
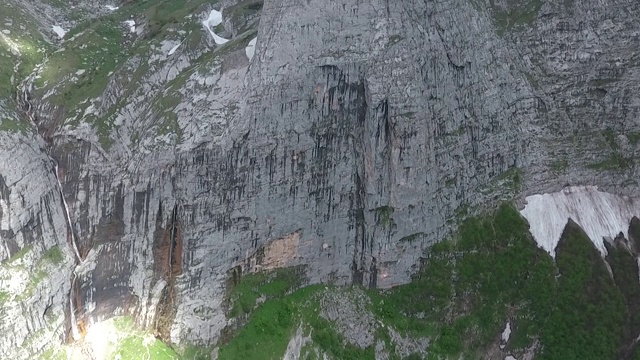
(33, 0, 214, 148)
(0, 0, 49, 133)
(219, 204, 640, 360)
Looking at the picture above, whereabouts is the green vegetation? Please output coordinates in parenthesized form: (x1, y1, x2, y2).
(21, 269, 48, 299)
(180, 345, 211, 360)
(499, 167, 522, 190)
(219, 289, 302, 360)
(110, 335, 180, 360)
(480, 167, 522, 196)
(0, 1, 48, 98)
(40, 347, 66, 360)
(42, 246, 64, 265)
(0, 117, 32, 134)
(588, 129, 634, 171)
(493, 0, 543, 35)
(627, 132, 640, 145)
(602, 128, 618, 150)
(587, 153, 632, 171)
(550, 159, 568, 173)
(590, 78, 618, 87)
(3, 244, 33, 264)
(226, 267, 304, 317)
(220, 284, 375, 360)
(226, 0, 264, 33)
(604, 241, 640, 358)
(220, 204, 640, 359)
(0, 290, 9, 303)
(399, 232, 425, 243)
(372, 204, 555, 358)
(0, 245, 67, 300)
(34, 0, 217, 148)
(373, 206, 396, 228)
(541, 222, 627, 359)
(221, 264, 378, 359)
(113, 315, 135, 332)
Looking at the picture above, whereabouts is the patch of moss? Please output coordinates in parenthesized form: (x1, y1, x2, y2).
(180, 345, 211, 360)
(602, 128, 618, 150)
(0, 1, 49, 98)
(550, 159, 568, 173)
(587, 153, 632, 171)
(220, 285, 375, 360)
(627, 132, 640, 145)
(493, 0, 543, 35)
(21, 269, 47, 299)
(42, 246, 64, 265)
(605, 241, 640, 358)
(373, 206, 395, 228)
(226, 267, 304, 318)
(113, 315, 135, 332)
(591, 78, 618, 87)
(539, 221, 627, 359)
(220, 203, 640, 359)
(3, 244, 33, 264)
(0, 290, 9, 303)
(0, 117, 32, 134)
(40, 347, 66, 360)
(399, 232, 425, 243)
(110, 335, 179, 360)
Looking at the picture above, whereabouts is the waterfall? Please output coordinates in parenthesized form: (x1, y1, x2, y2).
(53, 162, 82, 263)
(69, 274, 81, 341)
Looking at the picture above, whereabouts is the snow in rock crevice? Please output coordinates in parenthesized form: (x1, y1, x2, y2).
(500, 322, 511, 349)
(52, 25, 66, 39)
(202, 9, 229, 45)
(501, 322, 511, 343)
(105, 5, 119, 11)
(245, 37, 257, 61)
(520, 186, 639, 257)
(168, 43, 181, 55)
(123, 20, 136, 33)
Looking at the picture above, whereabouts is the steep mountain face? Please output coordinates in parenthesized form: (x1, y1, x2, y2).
(2, 0, 640, 358)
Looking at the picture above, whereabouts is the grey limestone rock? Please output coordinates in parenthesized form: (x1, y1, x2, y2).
(2, 0, 640, 357)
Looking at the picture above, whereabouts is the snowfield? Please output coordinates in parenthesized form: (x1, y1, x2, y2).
(245, 37, 257, 61)
(202, 9, 229, 45)
(52, 25, 66, 39)
(520, 186, 639, 257)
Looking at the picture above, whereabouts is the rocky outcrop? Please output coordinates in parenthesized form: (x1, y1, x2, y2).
(2, 0, 640, 357)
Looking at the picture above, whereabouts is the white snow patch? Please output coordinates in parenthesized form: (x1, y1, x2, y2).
(168, 43, 181, 55)
(637, 257, 640, 286)
(52, 25, 66, 39)
(123, 20, 136, 33)
(245, 37, 257, 61)
(202, 9, 229, 45)
(520, 186, 639, 257)
(204, 9, 223, 27)
(75, 69, 86, 76)
(1, 29, 9, 35)
(105, 5, 119, 11)
(505, 356, 517, 360)
(500, 322, 511, 349)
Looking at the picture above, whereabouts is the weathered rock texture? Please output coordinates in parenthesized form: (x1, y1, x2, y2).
(2, 0, 640, 357)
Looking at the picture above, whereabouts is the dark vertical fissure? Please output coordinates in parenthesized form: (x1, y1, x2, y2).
(351, 79, 369, 286)
(153, 202, 182, 342)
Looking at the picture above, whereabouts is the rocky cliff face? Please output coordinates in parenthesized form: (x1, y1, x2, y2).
(2, 0, 640, 358)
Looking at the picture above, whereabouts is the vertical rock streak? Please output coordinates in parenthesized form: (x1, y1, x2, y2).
(53, 162, 82, 263)
(69, 274, 81, 341)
